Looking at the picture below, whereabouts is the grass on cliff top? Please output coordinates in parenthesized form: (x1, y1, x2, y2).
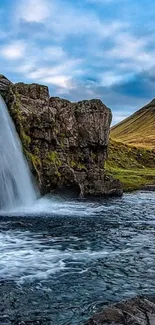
(105, 140, 155, 191)
(111, 100, 155, 149)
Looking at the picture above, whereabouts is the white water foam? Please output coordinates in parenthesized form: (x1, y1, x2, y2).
(0, 195, 99, 217)
(0, 230, 133, 283)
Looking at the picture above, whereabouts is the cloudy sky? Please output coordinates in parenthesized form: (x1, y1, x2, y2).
(0, 0, 155, 124)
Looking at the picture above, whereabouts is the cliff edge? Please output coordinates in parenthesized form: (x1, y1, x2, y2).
(0, 75, 122, 197)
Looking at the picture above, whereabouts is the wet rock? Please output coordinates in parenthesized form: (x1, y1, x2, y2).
(0, 75, 122, 197)
(85, 296, 155, 325)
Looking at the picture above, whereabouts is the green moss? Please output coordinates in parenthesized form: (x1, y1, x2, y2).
(44, 151, 62, 179)
(47, 151, 61, 167)
(47, 151, 57, 162)
(60, 133, 65, 138)
(54, 127, 59, 134)
(70, 160, 76, 168)
(25, 151, 41, 174)
(33, 147, 40, 156)
(23, 134, 31, 147)
(91, 153, 97, 160)
(77, 163, 87, 171)
(60, 141, 65, 149)
(55, 171, 61, 178)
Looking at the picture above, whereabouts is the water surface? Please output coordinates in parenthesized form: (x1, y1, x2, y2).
(0, 191, 155, 324)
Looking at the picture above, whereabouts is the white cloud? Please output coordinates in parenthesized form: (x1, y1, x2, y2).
(43, 46, 66, 61)
(16, 62, 35, 73)
(27, 58, 82, 78)
(108, 34, 147, 58)
(18, 0, 49, 23)
(49, 10, 126, 41)
(4, 0, 153, 109)
(100, 71, 133, 87)
(11, 0, 129, 95)
(0, 41, 26, 60)
(41, 75, 73, 89)
(16, 0, 127, 42)
(21, 58, 83, 90)
(106, 33, 155, 71)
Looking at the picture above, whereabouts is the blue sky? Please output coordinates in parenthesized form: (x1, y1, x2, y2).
(0, 0, 155, 124)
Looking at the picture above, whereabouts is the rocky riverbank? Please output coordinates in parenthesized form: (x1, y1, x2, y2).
(85, 296, 155, 325)
(0, 74, 122, 197)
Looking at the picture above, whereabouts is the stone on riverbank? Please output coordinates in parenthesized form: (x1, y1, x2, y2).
(85, 296, 155, 325)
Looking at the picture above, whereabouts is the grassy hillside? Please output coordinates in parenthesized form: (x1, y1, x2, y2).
(111, 99, 155, 148)
(105, 140, 155, 191)
(107, 99, 155, 191)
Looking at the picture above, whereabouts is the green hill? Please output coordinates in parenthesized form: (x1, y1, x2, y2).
(106, 99, 155, 191)
(106, 140, 155, 191)
(111, 99, 155, 149)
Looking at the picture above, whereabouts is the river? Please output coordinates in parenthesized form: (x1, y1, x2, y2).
(0, 191, 155, 324)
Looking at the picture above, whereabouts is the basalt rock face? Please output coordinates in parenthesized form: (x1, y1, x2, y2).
(0, 75, 122, 197)
(85, 297, 155, 325)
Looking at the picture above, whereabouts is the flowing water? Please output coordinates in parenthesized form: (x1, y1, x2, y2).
(0, 96, 155, 324)
(0, 95, 37, 210)
(0, 192, 155, 325)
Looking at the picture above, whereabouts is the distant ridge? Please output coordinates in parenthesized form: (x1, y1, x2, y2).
(111, 99, 155, 148)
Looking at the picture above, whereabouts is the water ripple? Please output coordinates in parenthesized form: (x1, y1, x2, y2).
(0, 191, 155, 324)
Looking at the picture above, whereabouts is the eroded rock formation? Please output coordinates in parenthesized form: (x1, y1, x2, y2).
(85, 297, 155, 325)
(0, 74, 122, 197)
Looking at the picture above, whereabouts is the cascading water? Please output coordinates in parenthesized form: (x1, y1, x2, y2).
(0, 95, 37, 210)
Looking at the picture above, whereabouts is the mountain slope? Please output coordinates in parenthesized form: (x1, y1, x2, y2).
(111, 99, 155, 148)
(106, 99, 155, 191)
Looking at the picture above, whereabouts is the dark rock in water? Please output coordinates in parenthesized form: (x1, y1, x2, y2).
(0, 75, 122, 197)
(85, 297, 155, 325)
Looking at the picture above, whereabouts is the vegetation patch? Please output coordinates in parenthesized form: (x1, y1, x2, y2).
(25, 151, 41, 168)
(77, 163, 87, 171)
(106, 139, 155, 191)
(46, 151, 62, 167)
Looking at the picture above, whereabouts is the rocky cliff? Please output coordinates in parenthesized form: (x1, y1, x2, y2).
(0, 74, 122, 197)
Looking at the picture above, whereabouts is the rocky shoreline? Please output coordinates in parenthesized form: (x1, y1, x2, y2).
(0, 74, 122, 197)
(1, 296, 155, 324)
(85, 296, 155, 325)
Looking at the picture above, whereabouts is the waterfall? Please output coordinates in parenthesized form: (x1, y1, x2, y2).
(0, 95, 37, 210)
